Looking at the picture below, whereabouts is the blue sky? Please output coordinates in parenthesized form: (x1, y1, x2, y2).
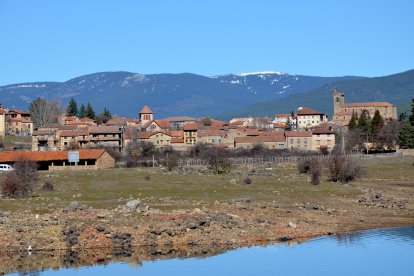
(0, 0, 413, 85)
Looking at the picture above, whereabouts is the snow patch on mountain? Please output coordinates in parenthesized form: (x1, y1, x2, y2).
(236, 71, 287, 77)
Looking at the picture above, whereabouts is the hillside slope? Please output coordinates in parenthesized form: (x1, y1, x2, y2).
(222, 69, 414, 119)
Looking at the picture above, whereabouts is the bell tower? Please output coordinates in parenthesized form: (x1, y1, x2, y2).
(333, 88, 344, 115)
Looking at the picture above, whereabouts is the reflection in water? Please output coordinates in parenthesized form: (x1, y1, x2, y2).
(5, 226, 414, 276)
(2, 245, 232, 275)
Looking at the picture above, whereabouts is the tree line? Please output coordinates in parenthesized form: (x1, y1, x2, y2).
(66, 98, 112, 124)
(346, 99, 414, 150)
(29, 97, 112, 128)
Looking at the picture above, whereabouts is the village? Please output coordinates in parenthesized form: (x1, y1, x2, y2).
(0, 89, 399, 170)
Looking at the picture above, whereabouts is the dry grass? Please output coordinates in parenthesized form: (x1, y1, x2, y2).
(0, 156, 412, 213)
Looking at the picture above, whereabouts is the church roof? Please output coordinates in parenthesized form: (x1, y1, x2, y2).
(139, 105, 154, 114)
(342, 102, 394, 107)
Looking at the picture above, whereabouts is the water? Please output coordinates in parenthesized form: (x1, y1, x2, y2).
(8, 226, 414, 276)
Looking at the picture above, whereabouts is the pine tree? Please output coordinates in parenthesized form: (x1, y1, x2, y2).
(103, 107, 111, 119)
(85, 102, 95, 119)
(409, 99, 414, 126)
(78, 104, 86, 118)
(398, 123, 414, 149)
(348, 111, 358, 130)
(357, 109, 371, 135)
(371, 110, 384, 138)
(66, 98, 78, 117)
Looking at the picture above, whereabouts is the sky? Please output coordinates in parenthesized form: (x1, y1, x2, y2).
(0, 0, 413, 85)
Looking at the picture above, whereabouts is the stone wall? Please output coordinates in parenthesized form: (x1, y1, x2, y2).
(397, 149, 414, 156)
(96, 151, 116, 169)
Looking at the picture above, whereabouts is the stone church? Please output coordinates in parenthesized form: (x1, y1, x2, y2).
(332, 89, 397, 126)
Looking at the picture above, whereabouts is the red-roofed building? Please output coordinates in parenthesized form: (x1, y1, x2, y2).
(333, 88, 397, 126)
(296, 107, 327, 129)
(0, 106, 33, 136)
(0, 149, 115, 170)
(139, 105, 154, 127)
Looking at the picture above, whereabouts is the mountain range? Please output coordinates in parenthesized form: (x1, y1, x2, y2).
(0, 69, 412, 120)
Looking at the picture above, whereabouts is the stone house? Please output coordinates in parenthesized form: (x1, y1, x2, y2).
(138, 131, 172, 148)
(234, 136, 287, 149)
(88, 126, 123, 150)
(197, 129, 226, 146)
(296, 107, 328, 130)
(183, 123, 198, 145)
(311, 128, 336, 151)
(0, 108, 6, 137)
(285, 131, 313, 151)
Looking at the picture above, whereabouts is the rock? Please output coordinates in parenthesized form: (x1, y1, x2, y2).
(96, 226, 105, 232)
(230, 179, 237, 185)
(288, 222, 297, 228)
(0, 211, 10, 217)
(279, 236, 292, 242)
(64, 201, 83, 212)
(125, 199, 141, 210)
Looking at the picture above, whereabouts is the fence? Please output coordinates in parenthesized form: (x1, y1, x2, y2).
(176, 152, 402, 167)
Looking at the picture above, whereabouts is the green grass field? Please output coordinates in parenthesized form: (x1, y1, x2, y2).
(0, 156, 413, 213)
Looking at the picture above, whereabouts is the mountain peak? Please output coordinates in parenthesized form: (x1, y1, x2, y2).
(236, 71, 288, 77)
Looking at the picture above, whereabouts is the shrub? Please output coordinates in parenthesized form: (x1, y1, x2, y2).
(298, 159, 312, 174)
(298, 158, 320, 174)
(13, 158, 38, 187)
(340, 161, 364, 183)
(328, 153, 364, 183)
(243, 177, 252, 184)
(144, 175, 151, 181)
(205, 147, 231, 174)
(1, 172, 28, 198)
(42, 182, 54, 191)
(1, 158, 38, 198)
(163, 153, 179, 171)
(310, 164, 321, 185)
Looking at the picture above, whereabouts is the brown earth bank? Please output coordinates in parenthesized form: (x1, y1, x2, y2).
(0, 157, 413, 274)
(0, 192, 413, 275)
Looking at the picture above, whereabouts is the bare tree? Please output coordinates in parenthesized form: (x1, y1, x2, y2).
(30, 97, 64, 128)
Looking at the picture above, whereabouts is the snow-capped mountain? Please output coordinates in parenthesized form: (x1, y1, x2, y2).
(0, 71, 359, 118)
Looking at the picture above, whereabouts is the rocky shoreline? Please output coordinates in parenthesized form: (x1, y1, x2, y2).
(1, 187, 413, 275)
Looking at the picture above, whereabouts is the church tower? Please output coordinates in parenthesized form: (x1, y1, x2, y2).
(333, 88, 344, 115)
(139, 105, 154, 127)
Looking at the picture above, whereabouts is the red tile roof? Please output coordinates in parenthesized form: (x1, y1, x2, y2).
(234, 136, 286, 143)
(6, 117, 32, 123)
(139, 105, 154, 114)
(79, 117, 94, 123)
(312, 128, 335, 134)
(89, 125, 121, 134)
(297, 108, 324, 115)
(0, 149, 106, 163)
(259, 131, 285, 137)
(171, 137, 184, 143)
(342, 102, 394, 107)
(59, 129, 88, 137)
(284, 131, 312, 137)
(106, 116, 128, 125)
(183, 123, 198, 130)
(275, 114, 291, 118)
(197, 129, 225, 137)
(32, 130, 55, 136)
(166, 130, 184, 137)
